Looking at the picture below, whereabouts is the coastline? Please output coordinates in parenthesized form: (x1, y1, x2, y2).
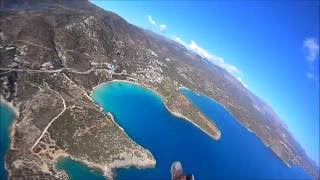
(89, 79, 313, 179)
(53, 152, 105, 179)
(90, 79, 164, 103)
(87, 80, 157, 179)
(89, 79, 224, 176)
(53, 146, 156, 180)
(101, 111, 156, 179)
(0, 97, 18, 179)
(91, 79, 221, 140)
(0, 96, 19, 117)
(179, 87, 294, 169)
(163, 103, 221, 140)
(1, 78, 297, 179)
(0, 83, 155, 180)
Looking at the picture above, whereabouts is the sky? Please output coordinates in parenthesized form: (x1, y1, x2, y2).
(91, 0, 320, 165)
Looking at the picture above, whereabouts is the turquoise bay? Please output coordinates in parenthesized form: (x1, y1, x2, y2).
(90, 81, 310, 179)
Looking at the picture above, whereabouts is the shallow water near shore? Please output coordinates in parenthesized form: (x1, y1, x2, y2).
(90, 81, 310, 179)
(0, 103, 16, 179)
(56, 158, 105, 180)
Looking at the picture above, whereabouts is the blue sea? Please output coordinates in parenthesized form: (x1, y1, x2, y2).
(90, 81, 310, 179)
(0, 103, 16, 179)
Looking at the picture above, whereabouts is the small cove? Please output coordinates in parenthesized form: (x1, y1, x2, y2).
(56, 158, 105, 180)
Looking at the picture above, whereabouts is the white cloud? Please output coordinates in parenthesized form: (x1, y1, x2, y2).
(159, 24, 167, 32)
(303, 38, 319, 62)
(303, 37, 319, 82)
(147, 15, 157, 26)
(172, 36, 186, 46)
(147, 15, 167, 33)
(172, 35, 246, 88)
(236, 77, 248, 88)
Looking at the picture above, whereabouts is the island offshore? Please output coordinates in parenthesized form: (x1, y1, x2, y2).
(0, 0, 319, 179)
